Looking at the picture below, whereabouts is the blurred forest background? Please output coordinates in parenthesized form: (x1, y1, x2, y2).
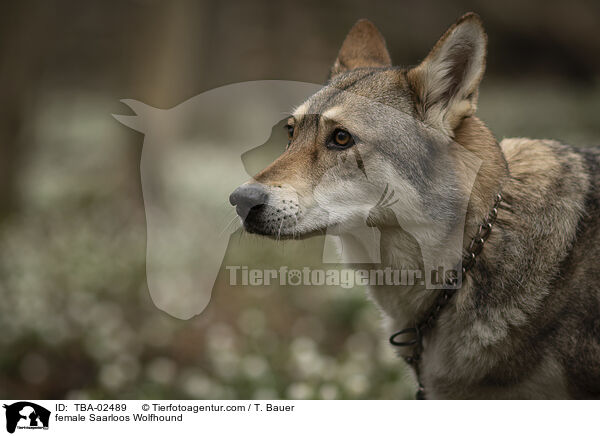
(0, 0, 599, 400)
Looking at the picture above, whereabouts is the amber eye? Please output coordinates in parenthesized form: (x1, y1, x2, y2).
(331, 128, 354, 148)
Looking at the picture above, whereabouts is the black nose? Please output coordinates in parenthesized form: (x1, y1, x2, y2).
(229, 184, 269, 218)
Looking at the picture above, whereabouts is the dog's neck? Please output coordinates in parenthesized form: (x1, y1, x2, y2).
(365, 116, 509, 331)
(453, 116, 509, 238)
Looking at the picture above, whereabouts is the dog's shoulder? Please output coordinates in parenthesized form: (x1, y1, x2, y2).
(500, 137, 590, 179)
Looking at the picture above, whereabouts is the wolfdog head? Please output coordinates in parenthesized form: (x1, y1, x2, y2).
(230, 13, 502, 271)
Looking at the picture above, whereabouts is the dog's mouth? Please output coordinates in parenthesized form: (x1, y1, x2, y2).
(238, 203, 308, 239)
(241, 207, 342, 241)
(231, 183, 314, 239)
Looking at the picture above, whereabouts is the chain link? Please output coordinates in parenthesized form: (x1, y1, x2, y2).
(389, 192, 503, 399)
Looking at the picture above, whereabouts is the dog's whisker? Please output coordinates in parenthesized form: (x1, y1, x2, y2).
(385, 198, 399, 208)
(277, 218, 284, 242)
(219, 213, 241, 238)
(376, 183, 389, 207)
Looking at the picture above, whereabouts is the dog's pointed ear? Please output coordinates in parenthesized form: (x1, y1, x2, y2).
(407, 13, 486, 135)
(330, 19, 391, 79)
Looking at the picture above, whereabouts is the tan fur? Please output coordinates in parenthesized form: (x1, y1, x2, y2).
(452, 116, 508, 241)
(330, 19, 392, 78)
(407, 13, 486, 135)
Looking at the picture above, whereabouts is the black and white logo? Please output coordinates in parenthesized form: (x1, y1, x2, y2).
(3, 402, 50, 434)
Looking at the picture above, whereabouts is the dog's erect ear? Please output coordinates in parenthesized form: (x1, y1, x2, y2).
(330, 19, 391, 79)
(407, 13, 486, 135)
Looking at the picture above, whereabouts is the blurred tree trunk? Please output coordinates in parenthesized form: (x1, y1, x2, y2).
(117, 0, 221, 210)
(0, 2, 52, 220)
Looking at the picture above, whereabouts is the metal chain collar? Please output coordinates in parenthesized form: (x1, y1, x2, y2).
(389, 192, 503, 400)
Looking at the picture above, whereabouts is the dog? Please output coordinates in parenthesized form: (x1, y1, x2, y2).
(229, 12, 600, 399)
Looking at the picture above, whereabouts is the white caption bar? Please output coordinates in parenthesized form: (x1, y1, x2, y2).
(0, 400, 595, 435)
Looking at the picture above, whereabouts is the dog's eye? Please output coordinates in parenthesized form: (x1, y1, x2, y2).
(331, 128, 354, 148)
(286, 125, 294, 141)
